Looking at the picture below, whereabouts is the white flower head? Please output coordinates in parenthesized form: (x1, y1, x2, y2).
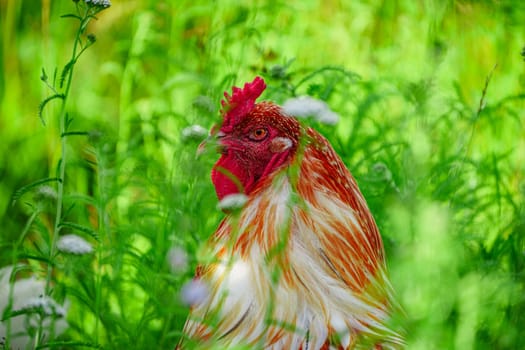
(0, 266, 69, 349)
(85, 0, 111, 8)
(180, 279, 209, 306)
(282, 96, 340, 125)
(167, 246, 189, 273)
(282, 96, 327, 117)
(217, 193, 248, 211)
(57, 234, 94, 255)
(317, 109, 340, 125)
(182, 125, 208, 142)
(35, 185, 58, 202)
(19, 295, 66, 317)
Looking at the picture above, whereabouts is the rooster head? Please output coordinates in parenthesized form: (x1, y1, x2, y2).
(210, 76, 301, 200)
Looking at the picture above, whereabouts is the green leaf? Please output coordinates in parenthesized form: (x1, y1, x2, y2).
(61, 131, 90, 137)
(55, 158, 62, 179)
(2, 308, 35, 321)
(36, 341, 103, 349)
(11, 177, 60, 205)
(38, 93, 65, 125)
(65, 113, 74, 131)
(52, 67, 58, 87)
(63, 193, 97, 206)
(60, 13, 82, 20)
(17, 253, 53, 265)
(40, 67, 48, 82)
(60, 59, 75, 89)
(59, 221, 100, 241)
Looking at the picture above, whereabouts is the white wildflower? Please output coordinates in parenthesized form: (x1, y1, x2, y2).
(282, 96, 327, 117)
(282, 96, 340, 125)
(180, 279, 209, 306)
(182, 125, 208, 141)
(36, 185, 58, 201)
(217, 193, 248, 211)
(85, 0, 111, 8)
(0, 266, 69, 349)
(167, 246, 189, 273)
(317, 109, 340, 125)
(19, 295, 66, 317)
(57, 234, 94, 255)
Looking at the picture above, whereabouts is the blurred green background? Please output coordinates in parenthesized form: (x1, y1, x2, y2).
(0, 0, 524, 349)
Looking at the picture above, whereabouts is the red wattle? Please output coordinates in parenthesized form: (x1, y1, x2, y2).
(211, 155, 249, 200)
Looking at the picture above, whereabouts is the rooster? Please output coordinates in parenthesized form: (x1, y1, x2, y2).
(178, 77, 404, 349)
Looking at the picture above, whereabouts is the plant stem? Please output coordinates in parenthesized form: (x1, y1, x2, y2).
(4, 209, 40, 349)
(34, 12, 89, 349)
(94, 147, 111, 344)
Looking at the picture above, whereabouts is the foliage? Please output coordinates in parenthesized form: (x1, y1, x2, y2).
(0, 0, 524, 349)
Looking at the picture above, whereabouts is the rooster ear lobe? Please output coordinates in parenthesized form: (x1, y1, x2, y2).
(270, 137, 293, 153)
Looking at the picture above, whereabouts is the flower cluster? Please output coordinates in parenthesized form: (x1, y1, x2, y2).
(167, 246, 189, 273)
(57, 234, 94, 255)
(0, 266, 69, 349)
(180, 279, 209, 306)
(84, 0, 111, 8)
(182, 125, 208, 142)
(282, 96, 340, 125)
(19, 295, 67, 317)
(35, 185, 58, 202)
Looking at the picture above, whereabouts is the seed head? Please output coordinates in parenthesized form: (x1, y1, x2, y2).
(87, 33, 97, 44)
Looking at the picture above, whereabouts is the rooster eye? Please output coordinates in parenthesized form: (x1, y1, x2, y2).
(248, 128, 268, 141)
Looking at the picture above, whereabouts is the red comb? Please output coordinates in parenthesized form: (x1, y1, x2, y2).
(220, 76, 266, 129)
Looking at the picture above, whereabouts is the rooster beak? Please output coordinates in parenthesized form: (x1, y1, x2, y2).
(196, 139, 208, 157)
(196, 131, 226, 157)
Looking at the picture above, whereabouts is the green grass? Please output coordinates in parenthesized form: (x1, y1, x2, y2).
(0, 0, 524, 349)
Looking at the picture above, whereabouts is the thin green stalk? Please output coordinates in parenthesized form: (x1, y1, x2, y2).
(94, 148, 111, 344)
(4, 209, 41, 350)
(35, 5, 101, 347)
(466, 64, 498, 157)
(34, 34, 77, 350)
(44, 3, 90, 298)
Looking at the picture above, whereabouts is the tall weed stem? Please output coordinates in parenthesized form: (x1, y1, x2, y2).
(35, 2, 110, 347)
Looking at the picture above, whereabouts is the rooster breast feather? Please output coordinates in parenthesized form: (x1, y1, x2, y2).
(180, 126, 403, 349)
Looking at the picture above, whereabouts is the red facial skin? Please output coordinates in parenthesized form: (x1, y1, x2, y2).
(211, 102, 301, 200)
